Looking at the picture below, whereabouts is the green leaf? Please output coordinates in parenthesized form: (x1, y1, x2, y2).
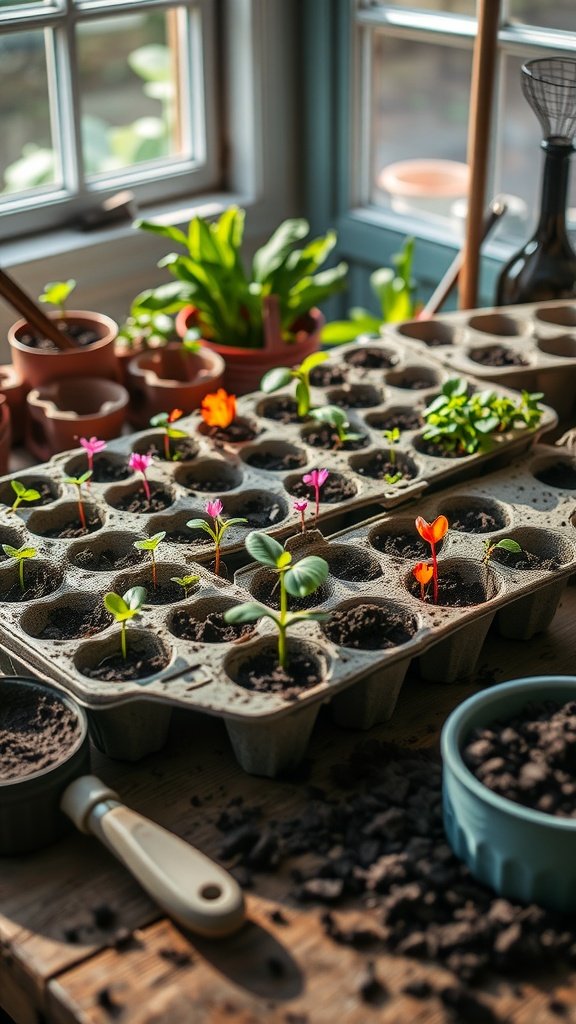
(186, 519, 217, 543)
(104, 592, 128, 618)
(219, 517, 248, 532)
(124, 586, 147, 611)
(284, 555, 329, 597)
(134, 531, 165, 551)
(2, 544, 19, 559)
(252, 218, 310, 284)
(295, 378, 309, 418)
(223, 602, 268, 624)
(11, 480, 25, 497)
(245, 531, 285, 567)
(299, 351, 329, 375)
(310, 405, 348, 430)
(171, 574, 200, 587)
(39, 279, 76, 308)
(134, 219, 188, 248)
(320, 316, 381, 345)
(260, 366, 293, 393)
(150, 412, 169, 427)
(495, 539, 522, 553)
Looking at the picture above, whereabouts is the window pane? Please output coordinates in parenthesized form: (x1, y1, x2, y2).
(370, 33, 472, 226)
(0, 29, 58, 196)
(369, 0, 475, 12)
(77, 10, 185, 179)
(508, 1, 576, 32)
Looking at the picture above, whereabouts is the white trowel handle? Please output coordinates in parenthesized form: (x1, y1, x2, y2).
(61, 775, 245, 938)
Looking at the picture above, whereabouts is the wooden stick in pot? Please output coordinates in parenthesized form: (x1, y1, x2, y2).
(0, 267, 79, 351)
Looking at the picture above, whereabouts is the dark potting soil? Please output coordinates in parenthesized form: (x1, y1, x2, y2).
(88, 456, 131, 483)
(408, 569, 488, 607)
(254, 573, 329, 612)
(417, 438, 469, 460)
(326, 550, 382, 582)
(110, 485, 173, 513)
(243, 495, 287, 527)
(139, 439, 198, 462)
(370, 531, 430, 561)
(469, 346, 529, 368)
(490, 545, 561, 571)
(290, 473, 357, 504)
(182, 471, 237, 493)
(0, 689, 81, 780)
(140, 579, 185, 605)
(1, 565, 60, 602)
(166, 527, 210, 546)
(393, 376, 435, 390)
(203, 420, 258, 444)
(260, 396, 303, 425)
(355, 453, 415, 482)
(309, 364, 347, 388)
(344, 348, 396, 369)
(304, 424, 368, 452)
(463, 699, 576, 817)
(19, 322, 100, 350)
(449, 508, 507, 534)
(40, 515, 103, 539)
(7, 479, 56, 507)
(234, 649, 323, 699)
(330, 387, 381, 409)
(217, 741, 576, 993)
(368, 410, 423, 432)
(323, 603, 416, 650)
(83, 648, 168, 682)
(244, 448, 307, 471)
(534, 461, 576, 490)
(38, 603, 112, 640)
(72, 546, 143, 572)
(170, 608, 255, 643)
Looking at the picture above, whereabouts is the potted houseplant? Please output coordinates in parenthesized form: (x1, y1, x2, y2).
(135, 206, 348, 394)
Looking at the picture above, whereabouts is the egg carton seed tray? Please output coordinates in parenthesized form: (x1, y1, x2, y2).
(383, 300, 576, 422)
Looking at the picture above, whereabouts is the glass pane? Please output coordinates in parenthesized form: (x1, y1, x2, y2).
(508, 1, 576, 32)
(372, 1, 475, 13)
(77, 10, 185, 178)
(0, 29, 58, 196)
(370, 32, 472, 229)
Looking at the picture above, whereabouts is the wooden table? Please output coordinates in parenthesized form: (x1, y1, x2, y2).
(2, 585, 576, 1024)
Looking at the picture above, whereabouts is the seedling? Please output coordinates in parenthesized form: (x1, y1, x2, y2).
(7, 479, 40, 513)
(383, 427, 401, 463)
(150, 408, 187, 461)
(482, 537, 522, 566)
(413, 561, 433, 602)
(200, 389, 237, 430)
(128, 452, 153, 503)
(103, 586, 147, 660)
(422, 378, 544, 456)
(2, 544, 37, 592)
(186, 498, 247, 577)
(293, 498, 308, 533)
(224, 532, 329, 669)
(415, 514, 448, 604)
(133, 531, 166, 588)
(79, 436, 107, 484)
(384, 471, 403, 486)
(260, 352, 329, 418)
(302, 468, 329, 522)
(64, 470, 92, 532)
(39, 279, 76, 318)
(309, 405, 363, 449)
(171, 574, 200, 598)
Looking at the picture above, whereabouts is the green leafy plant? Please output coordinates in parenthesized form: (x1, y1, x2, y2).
(321, 237, 416, 345)
(422, 378, 544, 456)
(187, 499, 247, 577)
(6, 480, 40, 514)
(64, 470, 92, 532)
(103, 586, 147, 659)
(309, 405, 363, 448)
(482, 537, 522, 566)
(117, 284, 184, 351)
(134, 207, 348, 349)
(133, 531, 166, 588)
(2, 544, 37, 592)
(224, 532, 329, 669)
(260, 352, 329, 417)
(171, 574, 200, 598)
(150, 409, 188, 461)
(39, 280, 76, 318)
(383, 427, 402, 484)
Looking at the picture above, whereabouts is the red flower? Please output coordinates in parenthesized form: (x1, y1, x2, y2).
(415, 515, 448, 544)
(201, 389, 236, 429)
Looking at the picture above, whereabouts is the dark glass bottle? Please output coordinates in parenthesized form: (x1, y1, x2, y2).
(496, 141, 576, 305)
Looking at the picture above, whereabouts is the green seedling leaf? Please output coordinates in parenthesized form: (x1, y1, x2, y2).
(284, 555, 329, 598)
(494, 539, 522, 554)
(134, 531, 166, 552)
(10, 480, 40, 505)
(245, 531, 286, 567)
(224, 602, 268, 624)
(171, 574, 200, 589)
(310, 405, 348, 430)
(299, 351, 328, 375)
(39, 279, 76, 309)
(186, 518, 217, 542)
(2, 544, 36, 560)
(260, 366, 293, 393)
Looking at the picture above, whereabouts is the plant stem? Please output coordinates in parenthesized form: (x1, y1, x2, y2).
(152, 554, 157, 589)
(87, 455, 93, 488)
(300, 510, 306, 533)
(164, 434, 170, 461)
(11, 497, 21, 514)
(19, 559, 24, 591)
(314, 484, 320, 522)
(214, 541, 220, 577)
(121, 622, 127, 659)
(77, 490, 87, 532)
(142, 474, 151, 504)
(431, 543, 438, 604)
(278, 569, 288, 669)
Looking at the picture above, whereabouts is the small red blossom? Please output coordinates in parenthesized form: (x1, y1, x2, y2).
(201, 390, 236, 429)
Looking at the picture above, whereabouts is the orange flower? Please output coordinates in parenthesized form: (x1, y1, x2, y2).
(201, 389, 236, 429)
(415, 515, 448, 544)
(168, 408, 184, 423)
(413, 562, 433, 586)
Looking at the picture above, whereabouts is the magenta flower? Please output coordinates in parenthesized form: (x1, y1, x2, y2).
(80, 436, 107, 486)
(206, 498, 223, 519)
(293, 497, 308, 533)
(129, 452, 153, 503)
(302, 468, 329, 521)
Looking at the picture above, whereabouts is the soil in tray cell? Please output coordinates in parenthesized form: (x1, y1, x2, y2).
(233, 648, 323, 699)
(83, 647, 169, 682)
(243, 446, 307, 472)
(290, 472, 357, 503)
(36, 604, 112, 640)
(302, 424, 369, 452)
(170, 608, 254, 643)
(489, 545, 561, 571)
(0, 689, 81, 781)
(135, 579, 186, 605)
(534, 461, 576, 490)
(366, 408, 423, 432)
(258, 396, 303, 425)
(407, 568, 488, 607)
(354, 452, 416, 483)
(109, 485, 174, 513)
(469, 345, 529, 368)
(343, 347, 397, 370)
(324, 546, 382, 582)
(242, 494, 287, 528)
(0, 478, 58, 508)
(135, 437, 199, 462)
(0, 564, 62, 602)
(327, 385, 383, 409)
(39, 514, 103, 539)
(84, 456, 130, 484)
(71, 545, 143, 572)
(200, 419, 258, 444)
(309, 364, 347, 388)
(252, 569, 330, 612)
(446, 506, 508, 534)
(463, 699, 576, 817)
(370, 530, 434, 561)
(323, 603, 416, 650)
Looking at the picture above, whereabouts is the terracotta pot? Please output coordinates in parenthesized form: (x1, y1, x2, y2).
(0, 394, 12, 475)
(9, 311, 120, 389)
(25, 377, 129, 461)
(124, 341, 225, 428)
(175, 307, 324, 396)
(0, 364, 26, 444)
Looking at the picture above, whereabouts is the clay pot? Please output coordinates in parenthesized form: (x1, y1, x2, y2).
(0, 364, 26, 443)
(26, 377, 129, 460)
(124, 341, 225, 428)
(0, 394, 11, 475)
(175, 307, 324, 395)
(8, 311, 120, 389)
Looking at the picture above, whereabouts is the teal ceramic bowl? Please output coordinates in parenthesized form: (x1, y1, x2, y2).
(441, 676, 576, 913)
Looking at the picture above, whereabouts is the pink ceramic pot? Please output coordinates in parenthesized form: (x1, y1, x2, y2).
(25, 377, 129, 460)
(9, 311, 120, 389)
(124, 342, 225, 428)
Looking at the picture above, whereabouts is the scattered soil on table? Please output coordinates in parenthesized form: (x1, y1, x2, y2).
(408, 569, 489, 607)
(323, 603, 416, 649)
(170, 608, 255, 643)
(448, 507, 507, 534)
(309, 364, 347, 387)
(18, 322, 100, 350)
(253, 571, 329, 611)
(0, 688, 81, 780)
(0, 565, 60, 602)
(469, 346, 529, 367)
(368, 410, 423, 432)
(355, 453, 415, 483)
(88, 457, 131, 483)
(259, 397, 303, 425)
(489, 545, 561, 571)
(244, 448, 307, 471)
(72, 546, 143, 572)
(216, 741, 576, 997)
(344, 348, 396, 369)
(243, 494, 287, 527)
(370, 530, 431, 561)
(290, 473, 357, 503)
(304, 424, 368, 451)
(83, 647, 168, 682)
(534, 461, 576, 490)
(233, 649, 323, 699)
(37, 603, 112, 640)
(139, 439, 198, 462)
(39, 515, 103, 539)
(202, 420, 258, 444)
(463, 699, 576, 817)
(109, 485, 173, 513)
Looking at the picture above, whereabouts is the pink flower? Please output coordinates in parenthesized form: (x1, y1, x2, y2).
(80, 437, 107, 456)
(206, 498, 223, 519)
(129, 452, 153, 474)
(303, 468, 329, 489)
(293, 499, 308, 513)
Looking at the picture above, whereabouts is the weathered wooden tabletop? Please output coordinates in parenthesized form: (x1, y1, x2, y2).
(2, 584, 576, 1024)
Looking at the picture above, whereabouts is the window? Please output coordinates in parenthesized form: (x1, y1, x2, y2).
(0, 0, 218, 240)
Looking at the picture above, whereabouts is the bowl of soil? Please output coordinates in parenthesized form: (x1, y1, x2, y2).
(0, 676, 90, 855)
(442, 676, 576, 913)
